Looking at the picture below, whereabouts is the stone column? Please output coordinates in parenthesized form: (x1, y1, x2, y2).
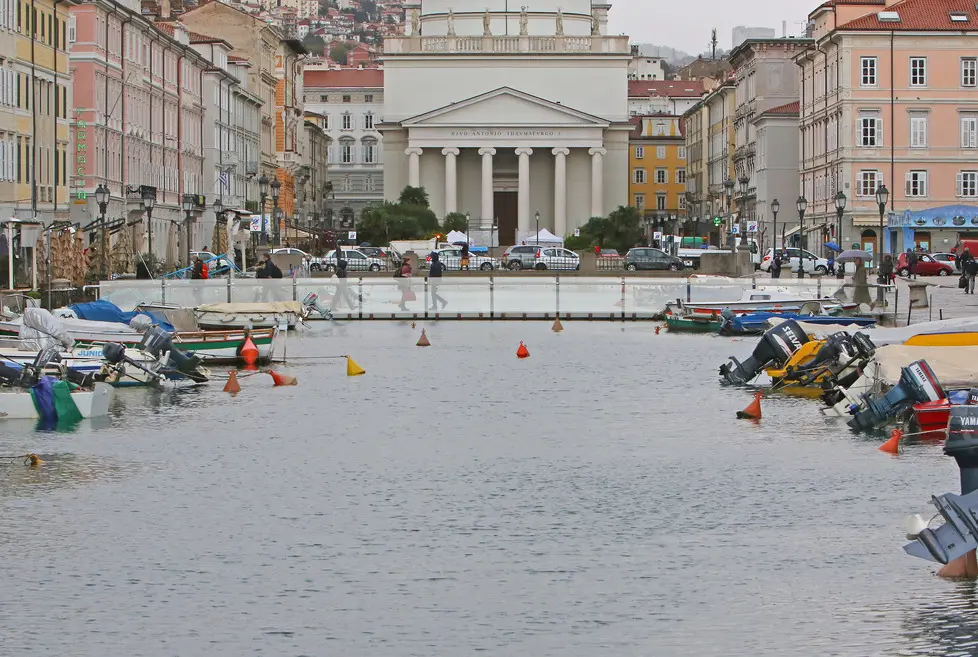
(406, 147, 423, 188)
(479, 147, 496, 225)
(589, 147, 606, 218)
(442, 147, 460, 215)
(515, 147, 533, 234)
(552, 147, 569, 237)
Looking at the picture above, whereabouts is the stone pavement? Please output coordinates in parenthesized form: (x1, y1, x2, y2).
(893, 276, 978, 326)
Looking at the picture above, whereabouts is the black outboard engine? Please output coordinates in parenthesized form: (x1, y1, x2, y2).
(848, 360, 945, 431)
(719, 319, 810, 384)
(969, 389, 978, 406)
(139, 326, 174, 359)
(102, 342, 127, 365)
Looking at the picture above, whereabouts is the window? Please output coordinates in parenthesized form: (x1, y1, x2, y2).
(676, 169, 686, 184)
(656, 146, 666, 159)
(654, 121, 666, 136)
(634, 193, 644, 210)
(678, 146, 686, 159)
(910, 57, 927, 87)
(856, 170, 882, 197)
(340, 141, 353, 163)
(634, 146, 644, 159)
(859, 113, 882, 147)
(322, 114, 329, 130)
(655, 168, 667, 184)
(963, 59, 977, 87)
(364, 94, 373, 103)
(656, 194, 667, 210)
(363, 113, 373, 129)
(860, 56, 877, 86)
(905, 170, 927, 197)
(633, 168, 646, 184)
(342, 94, 351, 103)
(963, 116, 978, 148)
(958, 171, 978, 197)
(341, 113, 352, 130)
(910, 115, 927, 148)
(319, 94, 329, 102)
(678, 194, 687, 210)
(363, 141, 375, 164)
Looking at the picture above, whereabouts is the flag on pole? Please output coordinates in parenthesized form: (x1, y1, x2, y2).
(219, 168, 230, 190)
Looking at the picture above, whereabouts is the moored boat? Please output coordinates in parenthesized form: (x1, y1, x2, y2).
(669, 290, 855, 316)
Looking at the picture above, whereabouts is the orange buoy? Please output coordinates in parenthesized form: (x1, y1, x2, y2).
(655, 326, 661, 334)
(879, 428, 903, 454)
(239, 336, 259, 367)
(411, 321, 416, 329)
(736, 391, 762, 420)
(223, 370, 241, 395)
(417, 329, 431, 347)
(517, 342, 530, 359)
(552, 317, 563, 332)
(268, 370, 298, 386)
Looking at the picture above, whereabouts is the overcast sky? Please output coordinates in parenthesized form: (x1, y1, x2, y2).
(607, 0, 816, 53)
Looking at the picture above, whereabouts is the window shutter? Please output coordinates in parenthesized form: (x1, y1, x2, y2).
(958, 172, 964, 197)
(876, 118, 883, 146)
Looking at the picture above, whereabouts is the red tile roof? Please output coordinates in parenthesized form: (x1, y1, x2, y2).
(628, 79, 705, 99)
(840, 0, 978, 30)
(758, 101, 800, 117)
(228, 55, 249, 63)
(304, 68, 384, 88)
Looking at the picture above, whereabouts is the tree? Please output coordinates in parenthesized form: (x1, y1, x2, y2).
(441, 212, 468, 233)
(358, 200, 439, 245)
(572, 207, 644, 254)
(398, 185, 430, 208)
(329, 43, 351, 64)
(302, 34, 326, 57)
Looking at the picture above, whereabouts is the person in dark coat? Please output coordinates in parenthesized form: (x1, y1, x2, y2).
(907, 248, 919, 280)
(428, 251, 448, 310)
(770, 250, 781, 279)
(190, 256, 204, 280)
(331, 259, 356, 310)
(879, 254, 894, 285)
(966, 256, 978, 295)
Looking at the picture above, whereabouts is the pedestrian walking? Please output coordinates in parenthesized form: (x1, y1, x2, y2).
(331, 259, 357, 311)
(428, 252, 448, 310)
(396, 256, 414, 311)
(460, 242, 470, 271)
(879, 254, 894, 285)
(966, 256, 978, 294)
(770, 250, 781, 279)
(907, 248, 919, 280)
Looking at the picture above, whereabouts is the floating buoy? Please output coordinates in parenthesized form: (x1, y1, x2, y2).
(24, 453, 42, 467)
(223, 370, 241, 395)
(655, 326, 661, 334)
(346, 356, 365, 376)
(411, 321, 416, 329)
(736, 391, 762, 420)
(879, 428, 903, 454)
(239, 337, 259, 367)
(268, 370, 298, 386)
(417, 329, 430, 347)
(552, 317, 563, 332)
(517, 341, 530, 359)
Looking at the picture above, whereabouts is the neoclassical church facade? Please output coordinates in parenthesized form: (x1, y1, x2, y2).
(379, 1, 631, 245)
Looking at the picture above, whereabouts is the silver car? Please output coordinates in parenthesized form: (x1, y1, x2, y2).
(323, 249, 387, 272)
(502, 245, 541, 270)
(534, 247, 581, 271)
(424, 248, 499, 271)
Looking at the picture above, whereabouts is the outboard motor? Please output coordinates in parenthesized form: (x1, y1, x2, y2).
(719, 319, 810, 384)
(301, 292, 333, 320)
(139, 326, 174, 359)
(848, 359, 945, 431)
(968, 389, 978, 406)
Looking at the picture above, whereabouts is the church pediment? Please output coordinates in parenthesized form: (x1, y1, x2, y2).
(400, 87, 611, 128)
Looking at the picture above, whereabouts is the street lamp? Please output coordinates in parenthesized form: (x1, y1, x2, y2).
(213, 197, 224, 263)
(875, 184, 889, 266)
(465, 211, 470, 245)
(723, 178, 735, 251)
(738, 174, 750, 250)
(834, 190, 847, 266)
(258, 174, 269, 251)
(270, 177, 281, 246)
(771, 198, 780, 254)
(535, 210, 540, 245)
(95, 183, 110, 280)
(182, 194, 195, 267)
(796, 195, 808, 279)
(141, 185, 156, 258)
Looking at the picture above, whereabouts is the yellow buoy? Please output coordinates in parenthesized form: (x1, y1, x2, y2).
(346, 356, 366, 376)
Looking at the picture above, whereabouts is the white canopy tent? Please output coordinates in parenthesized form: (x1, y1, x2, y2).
(515, 229, 563, 247)
(445, 230, 469, 244)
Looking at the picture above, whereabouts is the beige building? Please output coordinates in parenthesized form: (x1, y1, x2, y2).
(683, 81, 736, 245)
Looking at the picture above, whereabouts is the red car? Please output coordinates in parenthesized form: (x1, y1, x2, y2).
(896, 252, 953, 277)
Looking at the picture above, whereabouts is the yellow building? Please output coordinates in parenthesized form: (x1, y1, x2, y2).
(628, 115, 687, 226)
(0, 0, 72, 226)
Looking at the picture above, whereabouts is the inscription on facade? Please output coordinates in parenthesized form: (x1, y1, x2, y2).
(449, 130, 561, 138)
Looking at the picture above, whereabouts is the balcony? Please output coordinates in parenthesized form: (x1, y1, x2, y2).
(383, 34, 630, 55)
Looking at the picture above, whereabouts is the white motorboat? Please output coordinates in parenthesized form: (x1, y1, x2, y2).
(668, 290, 856, 316)
(138, 301, 305, 330)
(0, 382, 113, 420)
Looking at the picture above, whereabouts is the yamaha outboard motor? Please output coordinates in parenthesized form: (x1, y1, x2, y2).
(719, 319, 810, 384)
(139, 326, 174, 359)
(968, 389, 978, 406)
(848, 359, 945, 431)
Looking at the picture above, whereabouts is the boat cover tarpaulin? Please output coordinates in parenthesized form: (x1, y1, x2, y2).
(30, 377, 83, 429)
(767, 316, 978, 344)
(873, 345, 978, 387)
(69, 300, 174, 332)
(196, 302, 303, 314)
(20, 308, 75, 350)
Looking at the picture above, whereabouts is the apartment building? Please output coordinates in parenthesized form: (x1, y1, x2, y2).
(683, 81, 736, 245)
(303, 67, 383, 229)
(797, 0, 978, 257)
(629, 115, 687, 229)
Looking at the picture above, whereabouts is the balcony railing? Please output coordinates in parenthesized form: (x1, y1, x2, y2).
(383, 34, 630, 55)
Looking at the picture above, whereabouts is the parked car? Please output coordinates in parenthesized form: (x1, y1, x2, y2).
(897, 252, 953, 277)
(502, 245, 543, 270)
(270, 247, 323, 272)
(597, 249, 620, 258)
(423, 248, 499, 271)
(323, 249, 387, 272)
(758, 248, 830, 275)
(534, 247, 581, 271)
(931, 252, 957, 269)
(624, 247, 684, 271)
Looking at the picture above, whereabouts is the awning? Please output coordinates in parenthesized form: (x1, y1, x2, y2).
(782, 222, 828, 238)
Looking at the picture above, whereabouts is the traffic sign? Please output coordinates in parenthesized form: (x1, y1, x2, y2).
(250, 216, 262, 232)
(731, 224, 741, 235)
(574, 228, 580, 237)
(713, 216, 723, 226)
(348, 231, 357, 240)
(747, 221, 758, 233)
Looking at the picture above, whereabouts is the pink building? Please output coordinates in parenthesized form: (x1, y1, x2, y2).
(797, 0, 978, 259)
(69, 1, 205, 261)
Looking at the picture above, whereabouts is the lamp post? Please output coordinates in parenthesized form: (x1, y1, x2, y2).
(141, 185, 156, 259)
(258, 174, 269, 253)
(270, 176, 281, 246)
(738, 174, 749, 246)
(465, 211, 470, 245)
(181, 194, 194, 267)
(534, 210, 540, 245)
(95, 183, 109, 280)
(213, 197, 224, 258)
(771, 198, 780, 254)
(491, 217, 498, 251)
(796, 195, 808, 279)
(875, 184, 889, 268)
(724, 178, 735, 251)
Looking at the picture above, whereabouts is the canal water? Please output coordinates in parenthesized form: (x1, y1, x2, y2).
(1, 322, 975, 656)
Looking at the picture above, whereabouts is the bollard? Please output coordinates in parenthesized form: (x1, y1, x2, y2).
(489, 275, 495, 319)
(686, 278, 692, 303)
(161, 278, 167, 306)
(620, 277, 625, 322)
(292, 277, 297, 302)
(227, 275, 232, 303)
(817, 275, 822, 298)
(555, 274, 560, 318)
(424, 276, 429, 320)
(358, 278, 364, 320)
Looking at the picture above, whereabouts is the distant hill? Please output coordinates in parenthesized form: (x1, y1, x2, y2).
(632, 43, 730, 67)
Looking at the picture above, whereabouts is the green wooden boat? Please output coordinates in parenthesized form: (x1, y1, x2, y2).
(664, 313, 722, 333)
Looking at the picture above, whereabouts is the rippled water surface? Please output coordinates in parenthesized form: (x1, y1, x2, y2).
(1, 322, 977, 656)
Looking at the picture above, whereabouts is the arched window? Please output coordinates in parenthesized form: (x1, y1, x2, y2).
(340, 207, 355, 228)
(361, 137, 377, 164)
(339, 138, 355, 164)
